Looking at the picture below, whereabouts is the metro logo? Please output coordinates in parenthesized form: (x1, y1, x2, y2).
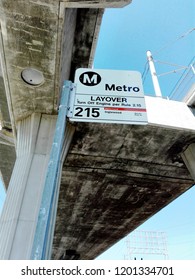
(79, 71, 101, 86)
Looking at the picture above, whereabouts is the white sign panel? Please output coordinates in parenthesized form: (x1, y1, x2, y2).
(74, 68, 144, 96)
(68, 68, 148, 124)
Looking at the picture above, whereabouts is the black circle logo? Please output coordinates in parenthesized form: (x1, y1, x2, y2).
(79, 71, 101, 86)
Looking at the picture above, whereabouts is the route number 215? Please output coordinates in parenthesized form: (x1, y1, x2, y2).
(74, 107, 100, 118)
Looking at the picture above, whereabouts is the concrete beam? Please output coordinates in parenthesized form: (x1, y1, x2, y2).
(0, 3, 106, 187)
(52, 96, 195, 259)
(60, 0, 132, 8)
(182, 83, 195, 106)
(182, 144, 195, 181)
(0, 0, 130, 125)
(0, 113, 57, 259)
(0, 132, 16, 188)
(145, 96, 195, 131)
(0, 83, 75, 259)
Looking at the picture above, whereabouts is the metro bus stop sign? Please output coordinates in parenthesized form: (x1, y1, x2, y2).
(68, 68, 148, 125)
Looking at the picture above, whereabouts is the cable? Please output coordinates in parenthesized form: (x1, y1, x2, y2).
(154, 60, 189, 68)
(142, 62, 149, 84)
(157, 67, 190, 77)
(153, 28, 195, 56)
(141, 28, 195, 94)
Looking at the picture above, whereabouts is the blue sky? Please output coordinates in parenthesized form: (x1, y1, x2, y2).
(0, 180, 5, 213)
(94, 0, 195, 97)
(94, 0, 195, 260)
(0, 0, 195, 260)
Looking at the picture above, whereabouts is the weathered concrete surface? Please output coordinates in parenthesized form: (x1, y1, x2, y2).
(52, 125, 194, 259)
(0, 1, 60, 122)
(183, 83, 195, 106)
(0, 0, 130, 124)
(60, 0, 131, 8)
(52, 98, 195, 259)
(0, 142, 15, 187)
(0, 76, 11, 129)
(0, 1, 108, 186)
(69, 8, 104, 79)
(0, 66, 15, 187)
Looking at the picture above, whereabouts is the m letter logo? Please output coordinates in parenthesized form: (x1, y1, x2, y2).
(79, 71, 101, 86)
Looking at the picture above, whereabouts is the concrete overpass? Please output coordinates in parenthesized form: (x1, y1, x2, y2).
(0, 0, 195, 260)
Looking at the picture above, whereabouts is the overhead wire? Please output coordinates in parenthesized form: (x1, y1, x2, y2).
(154, 60, 189, 68)
(141, 28, 195, 85)
(142, 62, 149, 84)
(153, 27, 195, 56)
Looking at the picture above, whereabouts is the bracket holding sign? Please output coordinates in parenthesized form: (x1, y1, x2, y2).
(67, 68, 148, 125)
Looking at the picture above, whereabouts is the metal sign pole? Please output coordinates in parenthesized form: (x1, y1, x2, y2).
(31, 80, 72, 259)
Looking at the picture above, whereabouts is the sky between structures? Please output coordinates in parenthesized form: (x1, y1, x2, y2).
(94, 0, 195, 260)
(94, 0, 195, 98)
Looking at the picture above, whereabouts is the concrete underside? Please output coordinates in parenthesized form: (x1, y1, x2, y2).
(52, 121, 194, 260)
(0, 2, 107, 186)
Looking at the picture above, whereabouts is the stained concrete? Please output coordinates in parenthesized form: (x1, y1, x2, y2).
(0, 1, 130, 123)
(0, 0, 60, 121)
(0, 76, 11, 129)
(0, 2, 106, 186)
(52, 122, 194, 259)
(0, 142, 15, 187)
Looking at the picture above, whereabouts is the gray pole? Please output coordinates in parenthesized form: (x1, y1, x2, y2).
(31, 80, 72, 259)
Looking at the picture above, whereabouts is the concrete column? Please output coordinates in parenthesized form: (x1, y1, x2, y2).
(0, 113, 57, 259)
(182, 143, 195, 181)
